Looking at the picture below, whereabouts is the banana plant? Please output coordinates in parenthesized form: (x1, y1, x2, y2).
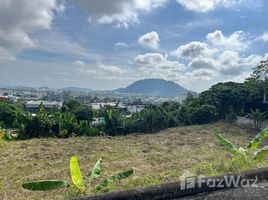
(22, 156, 134, 194)
(214, 126, 268, 161)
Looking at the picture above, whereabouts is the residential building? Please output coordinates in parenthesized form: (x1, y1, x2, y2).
(26, 100, 62, 112)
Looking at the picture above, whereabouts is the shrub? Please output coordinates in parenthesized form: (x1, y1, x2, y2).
(19, 113, 55, 139)
(190, 104, 217, 124)
(0, 100, 19, 128)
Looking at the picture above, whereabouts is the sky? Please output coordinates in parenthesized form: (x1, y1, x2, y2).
(0, 0, 268, 92)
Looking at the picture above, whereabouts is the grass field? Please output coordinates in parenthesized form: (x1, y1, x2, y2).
(0, 122, 267, 200)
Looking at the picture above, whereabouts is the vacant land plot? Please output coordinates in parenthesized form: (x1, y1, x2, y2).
(0, 122, 267, 200)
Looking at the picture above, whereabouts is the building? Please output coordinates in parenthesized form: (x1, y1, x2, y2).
(0, 96, 9, 100)
(90, 102, 127, 112)
(26, 100, 62, 112)
(127, 105, 144, 113)
(0, 95, 19, 102)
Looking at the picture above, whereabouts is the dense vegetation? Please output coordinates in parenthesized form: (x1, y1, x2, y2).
(0, 58, 267, 139)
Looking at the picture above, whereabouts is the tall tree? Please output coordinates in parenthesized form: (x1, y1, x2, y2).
(251, 58, 268, 103)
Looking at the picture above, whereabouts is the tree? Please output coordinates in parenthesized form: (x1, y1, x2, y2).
(58, 113, 78, 138)
(178, 105, 191, 125)
(244, 77, 263, 102)
(61, 99, 85, 113)
(74, 106, 93, 122)
(251, 58, 268, 103)
(19, 112, 55, 139)
(199, 82, 249, 119)
(104, 103, 124, 136)
(0, 100, 21, 128)
(190, 104, 217, 124)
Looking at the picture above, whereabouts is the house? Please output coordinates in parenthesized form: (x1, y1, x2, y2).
(90, 103, 102, 110)
(26, 100, 62, 112)
(90, 102, 127, 112)
(127, 105, 144, 113)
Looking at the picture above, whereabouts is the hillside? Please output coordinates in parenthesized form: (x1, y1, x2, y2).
(116, 79, 194, 97)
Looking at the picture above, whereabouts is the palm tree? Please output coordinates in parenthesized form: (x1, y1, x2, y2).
(248, 109, 267, 130)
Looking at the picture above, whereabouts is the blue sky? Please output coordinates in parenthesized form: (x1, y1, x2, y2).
(0, 0, 268, 92)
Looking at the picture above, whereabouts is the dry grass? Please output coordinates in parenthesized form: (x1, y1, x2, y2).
(0, 122, 266, 200)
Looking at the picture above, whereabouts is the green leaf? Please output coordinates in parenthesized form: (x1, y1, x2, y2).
(254, 146, 268, 161)
(70, 156, 86, 192)
(37, 101, 43, 114)
(213, 133, 241, 154)
(94, 169, 134, 191)
(108, 109, 113, 120)
(22, 180, 70, 191)
(247, 127, 268, 150)
(89, 158, 102, 181)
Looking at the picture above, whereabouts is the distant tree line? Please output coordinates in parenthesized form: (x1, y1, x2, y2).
(0, 58, 267, 139)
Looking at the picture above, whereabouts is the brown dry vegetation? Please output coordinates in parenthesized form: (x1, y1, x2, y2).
(0, 122, 267, 200)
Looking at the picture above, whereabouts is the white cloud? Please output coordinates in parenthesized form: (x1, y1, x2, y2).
(171, 41, 215, 59)
(0, 0, 64, 59)
(176, 0, 241, 12)
(224, 70, 252, 83)
(185, 50, 262, 76)
(35, 31, 101, 61)
(138, 31, 160, 49)
(98, 64, 126, 74)
(187, 58, 217, 70)
(207, 30, 248, 51)
(73, 0, 167, 28)
(169, 29, 263, 81)
(0, 47, 16, 60)
(218, 50, 262, 75)
(72, 60, 86, 67)
(75, 61, 127, 77)
(134, 53, 185, 79)
(185, 69, 216, 80)
(258, 33, 268, 42)
(115, 42, 128, 48)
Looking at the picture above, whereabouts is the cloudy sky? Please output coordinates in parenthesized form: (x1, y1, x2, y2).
(0, 0, 268, 92)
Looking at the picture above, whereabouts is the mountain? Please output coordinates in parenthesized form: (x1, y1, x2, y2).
(61, 87, 92, 93)
(116, 79, 194, 97)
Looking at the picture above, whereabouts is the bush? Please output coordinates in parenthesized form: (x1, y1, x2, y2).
(74, 106, 93, 122)
(0, 100, 19, 128)
(190, 104, 217, 124)
(19, 113, 55, 139)
(75, 120, 91, 136)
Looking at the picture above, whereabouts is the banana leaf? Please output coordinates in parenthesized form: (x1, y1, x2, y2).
(70, 156, 86, 192)
(247, 127, 268, 150)
(94, 169, 133, 191)
(22, 180, 70, 191)
(89, 158, 102, 181)
(254, 146, 268, 161)
(213, 133, 241, 154)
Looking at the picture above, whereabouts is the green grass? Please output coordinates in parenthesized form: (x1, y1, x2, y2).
(0, 122, 268, 200)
